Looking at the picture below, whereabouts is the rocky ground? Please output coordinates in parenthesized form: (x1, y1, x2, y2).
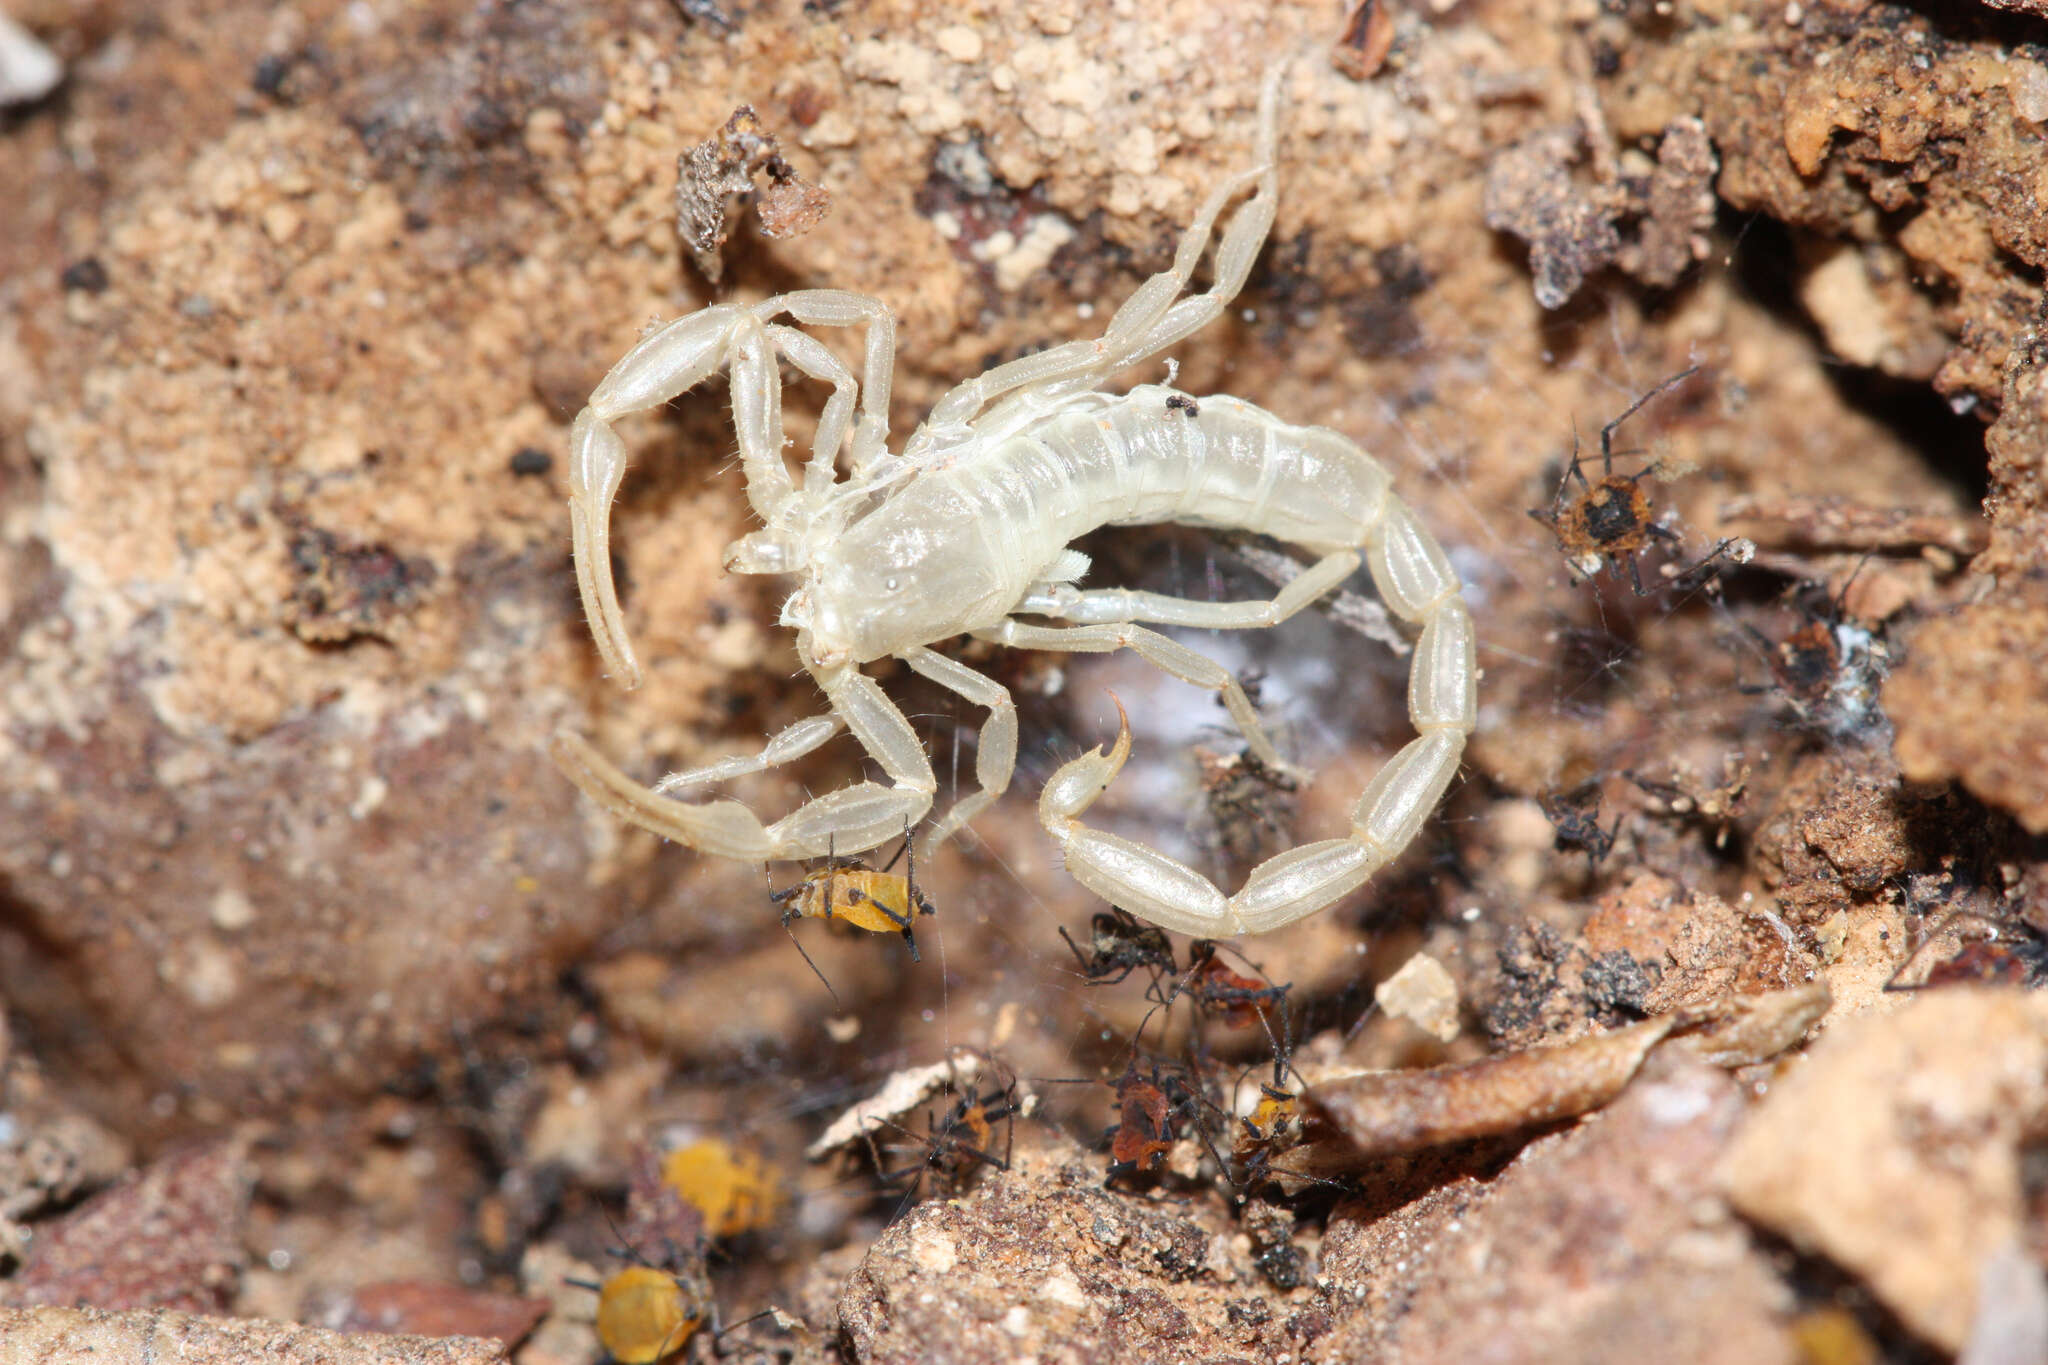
(2, 0, 2047, 1361)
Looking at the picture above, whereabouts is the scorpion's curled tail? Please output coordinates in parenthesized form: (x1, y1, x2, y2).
(1037, 487, 1475, 937)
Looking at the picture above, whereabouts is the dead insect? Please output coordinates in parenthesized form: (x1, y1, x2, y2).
(1536, 781, 1618, 864)
(1625, 758, 1750, 849)
(772, 832, 937, 978)
(1165, 393, 1201, 417)
(1061, 908, 1179, 990)
(1529, 366, 1747, 594)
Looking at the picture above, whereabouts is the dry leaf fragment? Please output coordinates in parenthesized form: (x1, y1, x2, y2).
(1304, 1015, 1677, 1160)
(808, 1051, 985, 1160)
(1671, 980, 1831, 1067)
(1281, 983, 1830, 1180)
(676, 106, 830, 282)
(333, 1282, 549, 1347)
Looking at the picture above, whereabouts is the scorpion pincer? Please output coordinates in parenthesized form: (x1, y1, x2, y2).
(549, 66, 1477, 937)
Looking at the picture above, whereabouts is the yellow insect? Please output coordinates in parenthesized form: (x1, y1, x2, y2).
(593, 1264, 706, 1365)
(770, 838, 936, 961)
(659, 1139, 782, 1240)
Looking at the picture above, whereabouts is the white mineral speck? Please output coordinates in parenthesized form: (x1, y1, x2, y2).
(211, 887, 257, 931)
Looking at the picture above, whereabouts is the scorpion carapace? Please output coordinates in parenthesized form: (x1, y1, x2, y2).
(549, 65, 1477, 936)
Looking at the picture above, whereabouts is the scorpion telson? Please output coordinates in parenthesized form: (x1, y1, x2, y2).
(550, 65, 1477, 936)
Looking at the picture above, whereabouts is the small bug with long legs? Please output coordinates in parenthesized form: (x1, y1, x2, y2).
(1060, 907, 1179, 992)
(1228, 1007, 1310, 1193)
(571, 1152, 785, 1363)
(1735, 558, 1891, 740)
(1530, 367, 1747, 594)
(1096, 994, 1245, 1190)
(1104, 1052, 1204, 1187)
(1175, 938, 1291, 1031)
(587, 1260, 710, 1365)
(579, 1253, 784, 1364)
(864, 1067, 1021, 1213)
(770, 830, 936, 959)
(568, 1206, 714, 1363)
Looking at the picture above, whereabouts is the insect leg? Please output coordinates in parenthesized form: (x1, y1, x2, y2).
(1599, 364, 1700, 477)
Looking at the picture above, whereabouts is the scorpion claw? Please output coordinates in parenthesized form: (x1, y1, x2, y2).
(549, 728, 776, 862)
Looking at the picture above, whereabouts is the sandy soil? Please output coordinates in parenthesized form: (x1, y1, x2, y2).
(1, 0, 2045, 1361)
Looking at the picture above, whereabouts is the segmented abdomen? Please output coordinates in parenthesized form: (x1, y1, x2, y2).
(1015, 385, 1395, 559)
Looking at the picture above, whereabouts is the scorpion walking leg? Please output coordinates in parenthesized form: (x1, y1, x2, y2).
(768, 666, 937, 858)
(899, 648, 1018, 856)
(1084, 65, 1283, 376)
(763, 324, 859, 495)
(924, 65, 1283, 433)
(651, 714, 844, 795)
(759, 290, 898, 473)
(1034, 496, 1476, 937)
(1025, 551, 1360, 631)
(551, 667, 935, 863)
(976, 619, 1294, 775)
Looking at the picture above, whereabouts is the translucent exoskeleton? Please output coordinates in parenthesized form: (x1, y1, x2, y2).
(550, 66, 1477, 936)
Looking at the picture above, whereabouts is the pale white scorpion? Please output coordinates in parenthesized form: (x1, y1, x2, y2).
(550, 68, 1477, 937)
